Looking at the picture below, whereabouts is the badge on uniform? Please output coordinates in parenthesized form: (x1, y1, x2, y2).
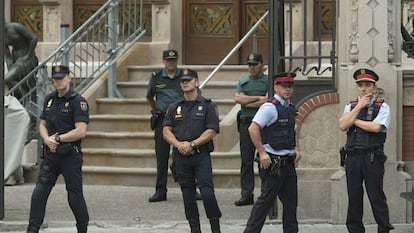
(175, 106, 182, 118)
(80, 102, 88, 111)
(196, 105, 204, 117)
(47, 99, 53, 108)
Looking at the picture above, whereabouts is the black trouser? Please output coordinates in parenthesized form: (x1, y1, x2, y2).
(238, 120, 256, 198)
(345, 151, 393, 233)
(244, 157, 298, 233)
(27, 148, 89, 232)
(174, 149, 222, 221)
(154, 116, 170, 195)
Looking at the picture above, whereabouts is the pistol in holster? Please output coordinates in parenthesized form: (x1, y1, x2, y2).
(150, 109, 163, 130)
(236, 110, 241, 132)
(270, 157, 282, 177)
(169, 160, 178, 183)
(340, 146, 347, 167)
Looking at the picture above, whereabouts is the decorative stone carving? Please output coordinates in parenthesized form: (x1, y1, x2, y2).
(349, 0, 359, 62)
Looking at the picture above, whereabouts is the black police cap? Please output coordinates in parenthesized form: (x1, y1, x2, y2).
(246, 53, 263, 64)
(163, 49, 178, 59)
(52, 65, 70, 79)
(181, 68, 198, 80)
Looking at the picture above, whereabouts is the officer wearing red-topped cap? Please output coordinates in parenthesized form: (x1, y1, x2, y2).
(244, 72, 300, 233)
(339, 68, 394, 233)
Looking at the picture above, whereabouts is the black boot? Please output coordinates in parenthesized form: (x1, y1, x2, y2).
(76, 224, 87, 233)
(209, 217, 221, 233)
(189, 219, 201, 233)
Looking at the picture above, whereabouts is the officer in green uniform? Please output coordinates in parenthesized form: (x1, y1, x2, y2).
(234, 53, 268, 206)
(146, 49, 183, 202)
(146, 49, 201, 202)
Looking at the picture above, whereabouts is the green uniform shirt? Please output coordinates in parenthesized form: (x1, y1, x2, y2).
(146, 69, 183, 112)
(236, 74, 268, 118)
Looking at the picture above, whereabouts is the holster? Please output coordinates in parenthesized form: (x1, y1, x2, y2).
(339, 146, 347, 167)
(169, 160, 178, 183)
(236, 110, 241, 132)
(56, 143, 74, 156)
(150, 109, 163, 130)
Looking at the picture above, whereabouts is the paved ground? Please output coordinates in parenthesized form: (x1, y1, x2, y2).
(0, 184, 413, 232)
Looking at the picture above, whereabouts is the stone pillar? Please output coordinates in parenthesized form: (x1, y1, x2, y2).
(150, 0, 173, 64)
(37, 0, 73, 59)
(332, 0, 411, 224)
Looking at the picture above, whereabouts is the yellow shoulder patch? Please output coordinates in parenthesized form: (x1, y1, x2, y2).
(80, 102, 88, 111)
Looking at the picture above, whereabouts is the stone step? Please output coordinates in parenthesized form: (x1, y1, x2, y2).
(83, 148, 241, 169)
(127, 65, 249, 82)
(89, 114, 151, 132)
(95, 98, 236, 116)
(117, 80, 238, 99)
(83, 131, 154, 149)
(81, 166, 244, 188)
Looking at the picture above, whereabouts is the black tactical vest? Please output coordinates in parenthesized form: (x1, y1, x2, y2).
(262, 98, 296, 150)
(346, 101, 386, 150)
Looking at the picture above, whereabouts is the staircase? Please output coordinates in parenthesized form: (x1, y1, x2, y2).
(81, 65, 253, 188)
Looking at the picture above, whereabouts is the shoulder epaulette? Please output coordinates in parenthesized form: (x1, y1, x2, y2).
(268, 97, 278, 104)
(151, 70, 162, 77)
(374, 100, 384, 107)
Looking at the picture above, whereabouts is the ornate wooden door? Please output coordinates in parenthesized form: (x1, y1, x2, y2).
(184, 0, 240, 65)
(184, 0, 268, 65)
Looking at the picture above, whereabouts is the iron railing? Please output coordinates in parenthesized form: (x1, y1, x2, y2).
(6, 0, 147, 143)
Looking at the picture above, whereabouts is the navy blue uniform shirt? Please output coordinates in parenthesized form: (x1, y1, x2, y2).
(163, 95, 219, 142)
(41, 89, 89, 136)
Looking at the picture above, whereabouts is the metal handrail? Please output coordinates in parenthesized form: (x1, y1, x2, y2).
(199, 10, 269, 89)
(5, 0, 147, 143)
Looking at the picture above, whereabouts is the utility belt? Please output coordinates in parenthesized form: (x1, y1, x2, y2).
(239, 117, 253, 125)
(339, 146, 386, 166)
(44, 142, 81, 156)
(173, 142, 214, 156)
(256, 153, 295, 176)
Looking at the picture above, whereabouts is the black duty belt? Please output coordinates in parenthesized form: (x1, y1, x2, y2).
(347, 148, 380, 156)
(239, 117, 253, 124)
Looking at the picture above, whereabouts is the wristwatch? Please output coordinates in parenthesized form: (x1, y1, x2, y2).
(190, 141, 197, 150)
(55, 135, 61, 143)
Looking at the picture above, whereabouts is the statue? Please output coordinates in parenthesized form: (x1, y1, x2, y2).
(4, 22, 39, 99)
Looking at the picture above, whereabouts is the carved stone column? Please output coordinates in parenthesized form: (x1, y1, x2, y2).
(333, 0, 411, 224)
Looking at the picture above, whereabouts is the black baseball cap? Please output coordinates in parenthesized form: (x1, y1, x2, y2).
(52, 65, 70, 79)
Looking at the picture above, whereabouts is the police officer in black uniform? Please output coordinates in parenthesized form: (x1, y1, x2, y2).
(339, 68, 394, 233)
(163, 69, 222, 233)
(26, 65, 89, 233)
(244, 72, 301, 233)
(146, 49, 201, 202)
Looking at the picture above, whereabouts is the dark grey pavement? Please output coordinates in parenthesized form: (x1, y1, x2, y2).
(1, 184, 413, 232)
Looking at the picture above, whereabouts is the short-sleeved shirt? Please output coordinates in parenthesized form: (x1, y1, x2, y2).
(163, 95, 219, 142)
(41, 89, 89, 136)
(235, 74, 268, 118)
(146, 68, 183, 112)
(252, 94, 295, 155)
(343, 98, 391, 132)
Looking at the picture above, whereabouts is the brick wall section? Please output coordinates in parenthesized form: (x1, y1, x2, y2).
(296, 92, 339, 133)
